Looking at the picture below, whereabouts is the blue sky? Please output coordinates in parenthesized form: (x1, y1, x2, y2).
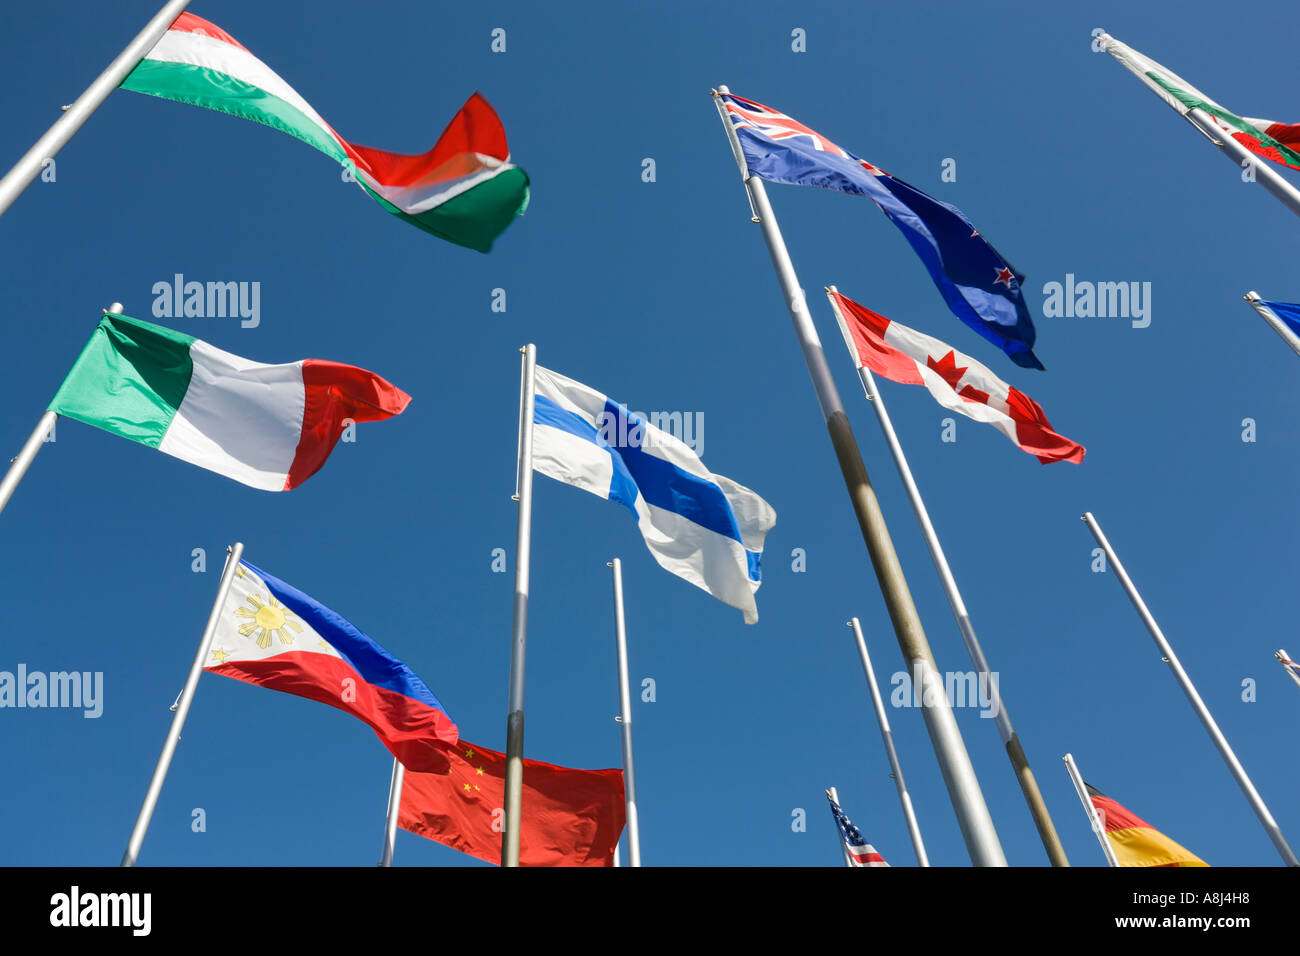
(1, 0, 1298, 867)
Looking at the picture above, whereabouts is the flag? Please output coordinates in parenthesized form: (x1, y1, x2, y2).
(1086, 783, 1207, 867)
(826, 791, 889, 867)
(48, 312, 409, 490)
(398, 739, 625, 866)
(206, 560, 459, 772)
(828, 290, 1084, 464)
(1276, 650, 1300, 690)
(717, 90, 1043, 370)
(531, 365, 776, 624)
(1098, 33, 1300, 172)
(1259, 300, 1300, 338)
(120, 12, 529, 252)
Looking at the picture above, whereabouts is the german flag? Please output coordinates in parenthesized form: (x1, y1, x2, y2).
(1086, 784, 1208, 867)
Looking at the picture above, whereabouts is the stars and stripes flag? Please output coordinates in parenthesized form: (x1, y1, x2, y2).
(826, 790, 889, 867)
(1277, 650, 1300, 690)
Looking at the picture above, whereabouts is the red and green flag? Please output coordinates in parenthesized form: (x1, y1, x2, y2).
(121, 12, 529, 251)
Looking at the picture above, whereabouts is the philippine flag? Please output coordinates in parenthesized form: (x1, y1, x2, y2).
(205, 560, 459, 772)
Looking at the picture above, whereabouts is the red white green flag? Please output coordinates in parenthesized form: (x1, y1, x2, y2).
(1099, 33, 1300, 172)
(120, 12, 529, 252)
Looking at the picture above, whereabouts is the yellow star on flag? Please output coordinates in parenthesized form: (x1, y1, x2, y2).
(210, 647, 231, 664)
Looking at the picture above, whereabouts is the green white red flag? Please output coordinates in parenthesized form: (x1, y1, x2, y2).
(120, 12, 529, 251)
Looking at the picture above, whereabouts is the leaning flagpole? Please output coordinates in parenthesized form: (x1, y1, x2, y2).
(607, 558, 642, 866)
(121, 541, 243, 867)
(711, 86, 1006, 866)
(827, 288, 1068, 866)
(1244, 292, 1300, 359)
(847, 617, 929, 867)
(1062, 753, 1119, 867)
(502, 344, 537, 868)
(1276, 650, 1300, 691)
(378, 757, 406, 867)
(0, 0, 190, 219)
(826, 786, 855, 867)
(1082, 512, 1299, 866)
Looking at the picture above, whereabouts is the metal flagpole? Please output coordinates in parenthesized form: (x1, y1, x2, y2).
(378, 757, 406, 867)
(1244, 292, 1300, 359)
(1062, 754, 1118, 867)
(0, 0, 191, 219)
(502, 344, 537, 868)
(121, 541, 243, 867)
(847, 618, 929, 867)
(1277, 650, 1300, 691)
(1082, 511, 1300, 866)
(826, 786, 855, 867)
(711, 86, 1006, 866)
(607, 558, 641, 866)
(827, 289, 1068, 867)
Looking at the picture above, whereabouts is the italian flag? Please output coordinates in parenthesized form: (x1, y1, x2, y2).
(1100, 33, 1300, 172)
(48, 313, 410, 491)
(120, 12, 529, 252)
(827, 290, 1085, 464)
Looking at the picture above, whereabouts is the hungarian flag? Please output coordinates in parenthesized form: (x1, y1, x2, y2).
(49, 313, 410, 490)
(1086, 783, 1208, 867)
(1099, 33, 1300, 172)
(827, 290, 1084, 464)
(120, 12, 529, 252)
(399, 741, 625, 867)
(207, 560, 459, 772)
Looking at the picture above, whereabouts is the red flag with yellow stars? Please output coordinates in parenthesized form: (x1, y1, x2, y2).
(398, 739, 625, 866)
(1087, 784, 1208, 867)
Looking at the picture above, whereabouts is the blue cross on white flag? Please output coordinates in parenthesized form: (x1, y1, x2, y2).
(531, 365, 776, 624)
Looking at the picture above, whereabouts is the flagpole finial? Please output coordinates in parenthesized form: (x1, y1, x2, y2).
(1244, 291, 1260, 302)
(105, 302, 123, 314)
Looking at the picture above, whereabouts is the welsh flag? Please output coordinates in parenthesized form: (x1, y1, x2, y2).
(120, 12, 529, 252)
(1099, 33, 1300, 172)
(49, 313, 410, 490)
(827, 290, 1084, 464)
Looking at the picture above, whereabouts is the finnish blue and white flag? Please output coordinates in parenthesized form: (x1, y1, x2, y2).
(532, 365, 776, 624)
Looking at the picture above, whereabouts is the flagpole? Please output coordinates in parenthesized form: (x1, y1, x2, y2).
(1062, 754, 1118, 867)
(826, 787, 855, 867)
(378, 757, 406, 867)
(1276, 650, 1300, 691)
(607, 557, 641, 867)
(1244, 292, 1300, 358)
(826, 289, 1068, 867)
(1082, 511, 1300, 866)
(711, 86, 1006, 866)
(847, 618, 929, 867)
(0, 0, 190, 219)
(121, 541, 243, 867)
(502, 344, 536, 868)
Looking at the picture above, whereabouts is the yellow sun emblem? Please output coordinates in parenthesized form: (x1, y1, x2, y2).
(234, 592, 303, 649)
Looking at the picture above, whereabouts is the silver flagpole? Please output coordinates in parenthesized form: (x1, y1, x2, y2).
(607, 558, 641, 866)
(121, 541, 243, 867)
(1244, 292, 1300, 359)
(1082, 511, 1299, 866)
(502, 344, 537, 868)
(826, 287, 1068, 866)
(1062, 754, 1118, 867)
(826, 786, 855, 867)
(847, 617, 929, 867)
(378, 757, 406, 867)
(0, 0, 191, 219)
(1276, 649, 1300, 691)
(711, 86, 1005, 866)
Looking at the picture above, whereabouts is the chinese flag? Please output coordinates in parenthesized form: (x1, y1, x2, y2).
(398, 739, 625, 867)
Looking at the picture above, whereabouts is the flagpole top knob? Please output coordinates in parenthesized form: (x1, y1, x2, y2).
(105, 302, 123, 314)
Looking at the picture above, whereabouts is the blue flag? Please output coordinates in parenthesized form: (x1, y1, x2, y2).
(1261, 299, 1300, 337)
(719, 91, 1044, 370)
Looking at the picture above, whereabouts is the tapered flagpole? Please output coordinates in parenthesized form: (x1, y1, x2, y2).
(122, 541, 243, 867)
(378, 757, 406, 867)
(1082, 512, 1299, 866)
(827, 289, 1068, 867)
(1062, 754, 1118, 867)
(1244, 292, 1300, 358)
(711, 86, 1005, 866)
(847, 618, 929, 867)
(502, 344, 537, 868)
(607, 558, 641, 866)
(0, 1, 190, 219)
(826, 786, 855, 867)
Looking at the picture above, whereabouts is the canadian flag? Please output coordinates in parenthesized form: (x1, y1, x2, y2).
(827, 289, 1084, 465)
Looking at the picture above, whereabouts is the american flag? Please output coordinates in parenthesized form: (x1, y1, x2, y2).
(826, 790, 889, 867)
(1277, 649, 1300, 690)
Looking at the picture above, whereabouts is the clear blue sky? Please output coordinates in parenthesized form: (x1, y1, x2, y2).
(1, 0, 1298, 867)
